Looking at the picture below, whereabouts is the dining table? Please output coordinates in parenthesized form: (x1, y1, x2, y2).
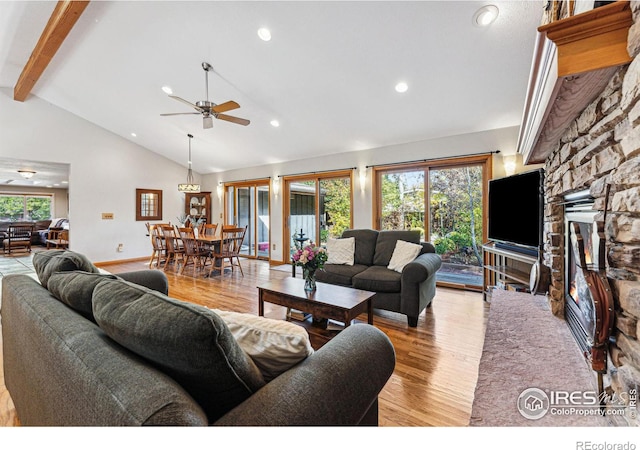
(195, 234, 224, 276)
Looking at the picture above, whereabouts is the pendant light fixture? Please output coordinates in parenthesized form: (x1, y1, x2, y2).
(178, 133, 201, 193)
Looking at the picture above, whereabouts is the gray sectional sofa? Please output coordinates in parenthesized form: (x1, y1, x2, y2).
(316, 229, 442, 327)
(1, 250, 395, 426)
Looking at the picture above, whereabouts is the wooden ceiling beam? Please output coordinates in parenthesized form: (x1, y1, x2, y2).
(13, 1, 90, 102)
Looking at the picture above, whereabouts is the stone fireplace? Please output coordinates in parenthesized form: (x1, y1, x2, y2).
(563, 192, 600, 358)
(542, 4, 640, 426)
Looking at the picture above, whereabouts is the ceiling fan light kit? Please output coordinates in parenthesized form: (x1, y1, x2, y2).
(161, 62, 250, 129)
(178, 133, 201, 193)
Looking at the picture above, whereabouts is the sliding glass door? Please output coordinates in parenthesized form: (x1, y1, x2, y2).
(428, 165, 484, 288)
(374, 155, 491, 290)
(225, 180, 270, 260)
(379, 169, 425, 239)
(284, 170, 353, 259)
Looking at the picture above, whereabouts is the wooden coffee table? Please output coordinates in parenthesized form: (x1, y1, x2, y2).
(257, 277, 375, 348)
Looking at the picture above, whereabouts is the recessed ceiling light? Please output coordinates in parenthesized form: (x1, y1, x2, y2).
(473, 5, 499, 27)
(270, 119, 280, 127)
(395, 82, 408, 93)
(62, 181, 68, 184)
(161, 85, 173, 95)
(257, 27, 272, 41)
(131, 132, 137, 137)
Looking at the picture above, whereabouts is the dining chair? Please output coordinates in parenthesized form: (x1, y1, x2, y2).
(209, 226, 247, 277)
(178, 227, 210, 276)
(148, 224, 166, 268)
(196, 223, 218, 270)
(161, 225, 184, 270)
(202, 223, 218, 238)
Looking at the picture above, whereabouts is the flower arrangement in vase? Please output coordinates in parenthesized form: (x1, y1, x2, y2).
(291, 243, 328, 292)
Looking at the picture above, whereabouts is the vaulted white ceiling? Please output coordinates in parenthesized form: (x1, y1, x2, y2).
(0, 1, 543, 176)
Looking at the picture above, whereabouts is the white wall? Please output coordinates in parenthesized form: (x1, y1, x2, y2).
(0, 88, 198, 262)
(204, 126, 527, 262)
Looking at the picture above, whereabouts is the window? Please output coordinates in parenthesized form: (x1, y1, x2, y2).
(0, 194, 52, 221)
(379, 169, 425, 238)
(374, 154, 492, 290)
(136, 189, 163, 221)
(284, 170, 353, 258)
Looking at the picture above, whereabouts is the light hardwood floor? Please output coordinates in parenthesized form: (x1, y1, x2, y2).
(0, 257, 489, 427)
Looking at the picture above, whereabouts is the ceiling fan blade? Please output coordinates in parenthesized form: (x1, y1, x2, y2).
(216, 114, 250, 126)
(169, 95, 201, 111)
(160, 112, 200, 116)
(212, 100, 240, 113)
(203, 116, 214, 129)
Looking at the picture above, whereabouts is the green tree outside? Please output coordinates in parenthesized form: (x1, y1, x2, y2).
(0, 195, 52, 221)
(379, 166, 484, 267)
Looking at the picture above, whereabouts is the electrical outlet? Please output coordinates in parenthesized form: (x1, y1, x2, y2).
(117, 243, 124, 252)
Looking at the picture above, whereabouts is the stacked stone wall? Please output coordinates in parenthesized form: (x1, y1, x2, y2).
(543, 2, 640, 426)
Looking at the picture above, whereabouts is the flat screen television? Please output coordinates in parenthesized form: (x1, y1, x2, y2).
(488, 168, 544, 254)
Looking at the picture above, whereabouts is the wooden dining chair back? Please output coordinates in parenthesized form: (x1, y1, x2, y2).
(178, 227, 210, 275)
(202, 223, 218, 238)
(210, 226, 247, 277)
(161, 225, 184, 270)
(148, 225, 166, 268)
(221, 224, 238, 232)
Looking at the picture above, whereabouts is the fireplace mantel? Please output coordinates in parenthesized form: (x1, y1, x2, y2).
(516, 1, 632, 165)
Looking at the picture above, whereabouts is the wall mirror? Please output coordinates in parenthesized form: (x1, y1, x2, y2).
(136, 188, 163, 221)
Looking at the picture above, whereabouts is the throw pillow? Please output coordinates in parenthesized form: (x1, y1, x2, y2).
(33, 250, 100, 289)
(387, 240, 423, 273)
(47, 270, 120, 322)
(326, 237, 355, 266)
(92, 278, 265, 424)
(212, 309, 314, 382)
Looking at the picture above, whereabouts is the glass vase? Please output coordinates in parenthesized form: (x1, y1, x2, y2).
(303, 267, 317, 292)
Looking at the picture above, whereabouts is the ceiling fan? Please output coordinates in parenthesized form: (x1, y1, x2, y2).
(161, 62, 250, 129)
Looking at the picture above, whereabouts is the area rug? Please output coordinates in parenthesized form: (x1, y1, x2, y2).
(270, 264, 301, 276)
(470, 289, 608, 426)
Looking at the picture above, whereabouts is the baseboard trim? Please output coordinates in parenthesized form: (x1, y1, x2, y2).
(94, 256, 149, 267)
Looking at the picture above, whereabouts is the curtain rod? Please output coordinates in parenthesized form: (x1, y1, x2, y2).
(365, 150, 501, 169)
(277, 166, 357, 179)
(219, 176, 271, 185)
